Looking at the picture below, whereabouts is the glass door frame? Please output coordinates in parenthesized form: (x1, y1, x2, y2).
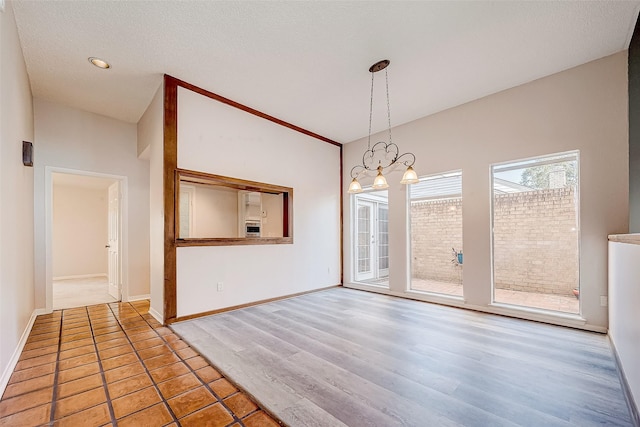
(352, 190, 389, 285)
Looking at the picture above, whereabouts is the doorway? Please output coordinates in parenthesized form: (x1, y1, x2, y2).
(47, 169, 126, 310)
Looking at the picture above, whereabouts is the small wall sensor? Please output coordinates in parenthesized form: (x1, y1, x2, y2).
(22, 141, 33, 167)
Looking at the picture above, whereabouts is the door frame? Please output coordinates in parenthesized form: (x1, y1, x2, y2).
(354, 198, 375, 282)
(45, 166, 129, 312)
(352, 192, 389, 284)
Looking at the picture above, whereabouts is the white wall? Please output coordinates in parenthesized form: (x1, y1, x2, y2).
(609, 240, 640, 416)
(53, 184, 108, 278)
(34, 99, 150, 305)
(176, 87, 341, 317)
(0, 0, 35, 393)
(344, 52, 629, 332)
(137, 84, 163, 320)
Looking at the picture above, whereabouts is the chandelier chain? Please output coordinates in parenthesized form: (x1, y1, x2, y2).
(385, 69, 392, 146)
(367, 72, 374, 150)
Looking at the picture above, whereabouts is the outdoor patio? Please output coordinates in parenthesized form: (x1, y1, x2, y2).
(410, 278, 580, 314)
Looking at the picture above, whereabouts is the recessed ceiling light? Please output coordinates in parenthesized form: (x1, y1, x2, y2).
(88, 57, 110, 69)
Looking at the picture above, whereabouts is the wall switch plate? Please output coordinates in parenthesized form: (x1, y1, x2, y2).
(0, 0, 5, 13)
(600, 296, 608, 307)
(217, 282, 223, 292)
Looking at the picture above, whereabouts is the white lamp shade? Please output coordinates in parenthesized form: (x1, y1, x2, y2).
(400, 166, 419, 184)
(372, 170, 389, 189)
(348, 178, 363, 193)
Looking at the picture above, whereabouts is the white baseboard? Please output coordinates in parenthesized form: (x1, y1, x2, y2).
(0, 308, 46, 397)
(53, 273, 107, 281)
(127, 294, 150, 302)
(149, 306, 164, 324)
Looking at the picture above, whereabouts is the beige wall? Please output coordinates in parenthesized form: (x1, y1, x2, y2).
(262, 193, 283, 238)
(34, 99, 150, 306)
(0, 0, 35, 393)
(344, 52, 629, 331)
(52, 184, 108, 278)
(191, 185, 239, 238)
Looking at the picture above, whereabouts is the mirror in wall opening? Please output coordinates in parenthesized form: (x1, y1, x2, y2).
(177, 169, 292, 245)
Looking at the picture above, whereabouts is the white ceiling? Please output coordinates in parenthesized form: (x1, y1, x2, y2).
(11, 1, 640, 144)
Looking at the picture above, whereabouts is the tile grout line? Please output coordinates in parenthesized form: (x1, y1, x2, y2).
(85, 305, 118, 426)
(48, 312, 64, 425)
(105, 302, 180, 426)
(130, 305, 255, 426)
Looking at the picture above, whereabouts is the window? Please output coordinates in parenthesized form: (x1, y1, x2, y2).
(409, 171, 463, 296)
(491, 151, 579, 313)
(353, 189, 389, 286)
(176, 169, 292, 246)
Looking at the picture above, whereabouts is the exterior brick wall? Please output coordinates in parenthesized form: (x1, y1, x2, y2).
(410, 198, 463, 283)
(411, 187, 578, 295)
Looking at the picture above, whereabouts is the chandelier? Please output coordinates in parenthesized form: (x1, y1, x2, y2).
(348, 59, 418, 194)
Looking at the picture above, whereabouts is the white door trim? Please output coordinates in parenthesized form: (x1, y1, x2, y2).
(45, 166, 129, 313)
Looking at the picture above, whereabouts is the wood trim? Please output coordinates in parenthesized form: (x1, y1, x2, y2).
(283, 190, 293, 238)
(169, 285, 342, 324)
(168, 75, 342, 147)
(163, 75, 179, 324)
(608, 234, 640, 245)
(177, 168, 292, 194)
(176, 168, 293, 245)
(177, 237, 293, 247)
(340, 144, 344, 285)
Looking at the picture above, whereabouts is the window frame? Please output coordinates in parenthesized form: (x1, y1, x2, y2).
(175, 168, 293, 246)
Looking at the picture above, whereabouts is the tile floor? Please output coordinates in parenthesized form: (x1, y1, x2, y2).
(0, 300, 280, 427)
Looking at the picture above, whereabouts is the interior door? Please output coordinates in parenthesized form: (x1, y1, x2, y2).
(107, 182, 120, 300)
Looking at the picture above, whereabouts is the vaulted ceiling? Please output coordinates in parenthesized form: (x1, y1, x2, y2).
(11, 1, 640, 143)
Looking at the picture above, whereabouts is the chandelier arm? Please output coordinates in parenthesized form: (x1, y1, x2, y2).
(361, 146, 377, 171)
(350, 165, 366, 179)
(395, 152, 416, 167)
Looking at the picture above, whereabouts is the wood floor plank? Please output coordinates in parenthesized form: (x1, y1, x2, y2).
(171, 288, 633, 427)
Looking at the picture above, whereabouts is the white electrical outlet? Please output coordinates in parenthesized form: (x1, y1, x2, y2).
(0, 0, 5, 13)
(217, 282, 224, 292)
(600, 296, 608, 307)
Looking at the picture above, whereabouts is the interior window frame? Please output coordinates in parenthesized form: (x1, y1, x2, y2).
(175, 168, 293, 246)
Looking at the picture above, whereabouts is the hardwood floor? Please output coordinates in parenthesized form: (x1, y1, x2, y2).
(172, 287, 633, 427)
